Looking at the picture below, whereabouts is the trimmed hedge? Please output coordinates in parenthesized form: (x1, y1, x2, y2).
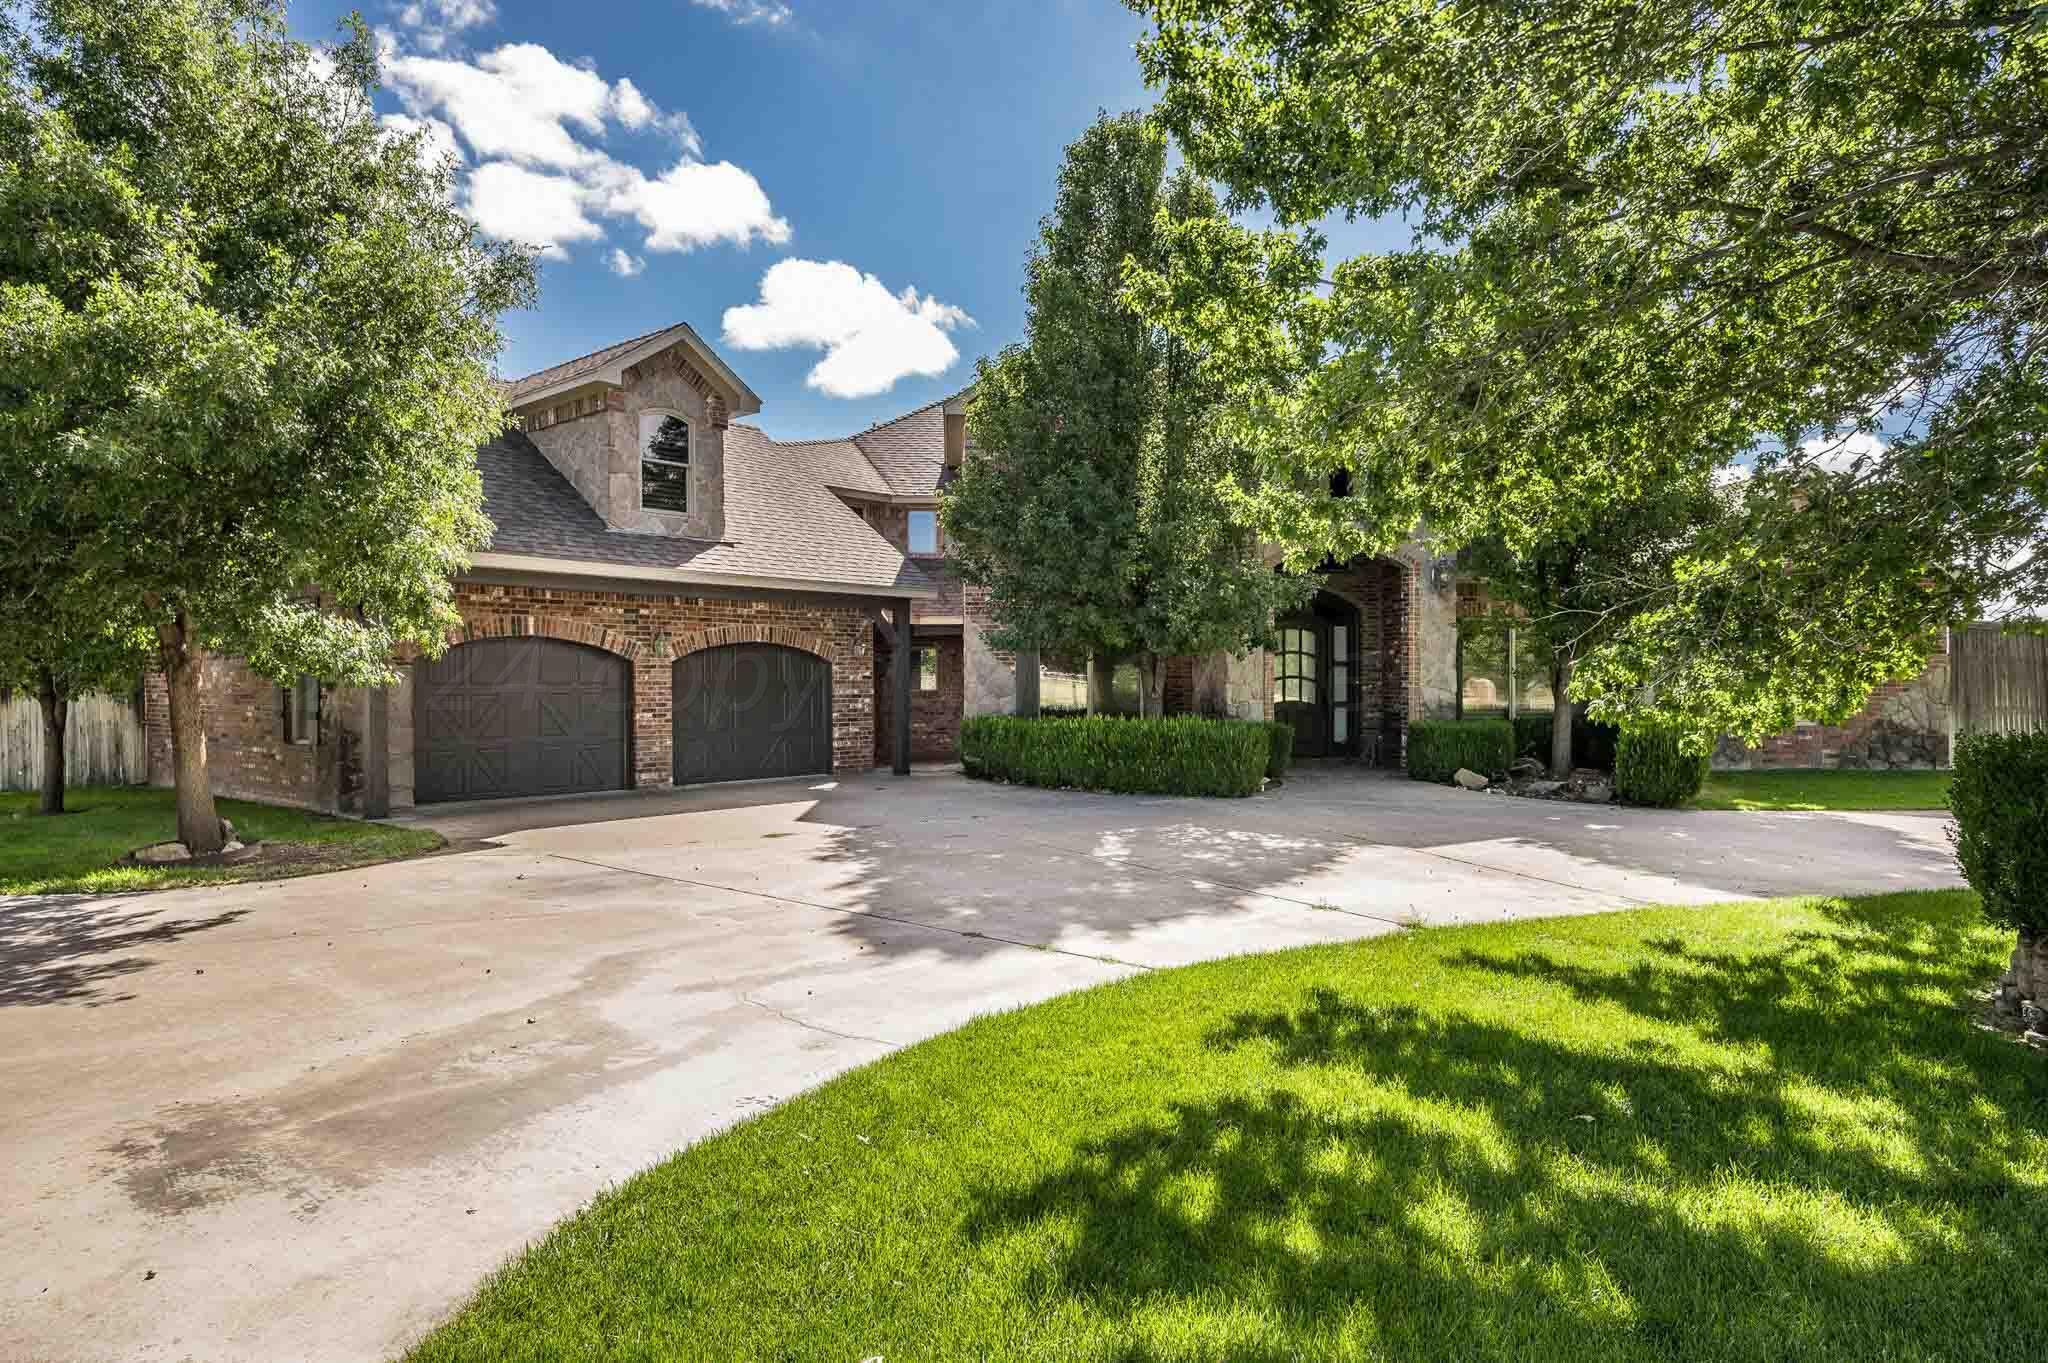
(1408, 719, 1513, 783)
(1950, 730, 2048, 937)
(960, 714, 1270, 797)
(1513, 710, 1621, 773)
(1263, 721, 1295, 781)
(1614, 729, 1711, 807)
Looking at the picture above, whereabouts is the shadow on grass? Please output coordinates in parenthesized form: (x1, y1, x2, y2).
(965, 899, 2048, 1359)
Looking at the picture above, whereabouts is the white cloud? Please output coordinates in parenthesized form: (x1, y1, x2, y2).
(606, 247, 646, 278)
(690, 0, 794, 26)
(395, 0, 497, 52)
(1798, 429, 1886, 474)
(601, 160, 791, 253)
(380, 111, 462, 171)
(465, 161, 603, 258)
(723, 259, 974, 398)
(378, 37, 782, 258)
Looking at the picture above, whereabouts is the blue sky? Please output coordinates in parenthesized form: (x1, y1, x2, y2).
(288, 0, 1407, 440)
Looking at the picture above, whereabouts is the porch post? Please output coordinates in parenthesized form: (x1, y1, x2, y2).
(364, 686, 390, 819)
(1014, 647, 1040, 717)
(892, 599, 912, 775)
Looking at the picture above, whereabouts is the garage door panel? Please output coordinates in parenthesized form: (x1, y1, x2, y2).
(673, 644, 831, 785)
(415, 638, 629, 804)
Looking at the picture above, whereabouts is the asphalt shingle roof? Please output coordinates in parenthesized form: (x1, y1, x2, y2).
(477, 428, 932, 595)
(849, 396, 950, 496)
(499, 325, 675, 405)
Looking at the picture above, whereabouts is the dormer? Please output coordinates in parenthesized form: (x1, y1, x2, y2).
(504, 322, 763, 542)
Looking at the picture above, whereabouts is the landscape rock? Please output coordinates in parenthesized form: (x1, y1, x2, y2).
(1453, 768, 1491, 791)
(133, 842, 192, 865)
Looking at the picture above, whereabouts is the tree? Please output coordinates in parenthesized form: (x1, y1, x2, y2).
(1124, 0, 2046, 742)
(1461, 478, 1724, 775)
(943, 112, 1308, 711)
(0, 0, 535, 850)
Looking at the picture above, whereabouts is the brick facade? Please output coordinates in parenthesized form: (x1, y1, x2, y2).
(144, 579, 885, 813)
(1714, 645, 1952, 770)
(874, 634, 965, 761)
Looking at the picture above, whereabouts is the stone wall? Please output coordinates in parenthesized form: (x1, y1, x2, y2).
(1713, 649, 1952, 770)
(961, 581, 1017, 717)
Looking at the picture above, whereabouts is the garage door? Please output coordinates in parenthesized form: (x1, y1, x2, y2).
(414, 638, 629, 803)
(673, 644, 832, 784)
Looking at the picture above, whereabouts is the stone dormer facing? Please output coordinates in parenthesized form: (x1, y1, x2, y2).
(503, 323, 763, 543)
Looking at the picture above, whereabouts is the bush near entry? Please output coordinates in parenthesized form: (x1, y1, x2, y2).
(961, 714, 1270, 797)
(1407, 719, 1513, 783)
(1949, 730, 2048, 939)
(1262, 721, 1295, 781)
(1615, 729, 1711, 807)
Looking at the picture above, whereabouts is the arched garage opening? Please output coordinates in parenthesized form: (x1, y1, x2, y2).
(674, 643, 832, 784)
(414, 637, 630, 803)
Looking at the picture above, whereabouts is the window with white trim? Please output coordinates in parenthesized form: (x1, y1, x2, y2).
(907, 509, 939, 555)
(640, 412, 690, 514)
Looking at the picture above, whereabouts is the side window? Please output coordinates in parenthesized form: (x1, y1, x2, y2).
(282, 675, 319, 745)
(640, 412, 690, 513)
(916, 647, 939, 692)
(907, 509, 939, 555)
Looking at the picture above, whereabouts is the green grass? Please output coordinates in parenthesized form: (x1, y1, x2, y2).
(0, 785, 441, 895)
(406, 889, 2048, 1363)
(1694, 768, 1953, 811)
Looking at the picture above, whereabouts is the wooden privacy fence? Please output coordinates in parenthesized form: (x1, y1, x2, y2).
(0, 691, 147, 792)
(1954, 624, 2048, 736)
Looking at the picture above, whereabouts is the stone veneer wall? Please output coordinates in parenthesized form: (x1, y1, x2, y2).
(1713, 648, 1952, 770)
(962, 581, 1017, 717)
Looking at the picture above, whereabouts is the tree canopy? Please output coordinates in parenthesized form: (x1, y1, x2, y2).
(0, 0, 536, 845)
(944, 111, 1307, 710)
(1125, 0, 2046, 740)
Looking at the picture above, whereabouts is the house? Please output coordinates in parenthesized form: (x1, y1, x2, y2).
(142, 322, 1463, 814)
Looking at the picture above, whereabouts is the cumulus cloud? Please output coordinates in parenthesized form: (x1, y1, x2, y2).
(1798, 429, 1886, 474)
(395, 0, 497, 52)
(466, 162, 603, 258)
(690, 0, 795, 26)
(606, 247, 646, 278)
(723, 260, 973, 398)
(378, 36, 782, 258)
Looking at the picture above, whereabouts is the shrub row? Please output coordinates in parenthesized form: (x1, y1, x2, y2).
(1950, 729, 2048, 937)
(1512, 710, 1620, 773)
(1407, 719, 1513, 783)
(1614, 729, 1711, 807)
(961, 714, 1271, 797)
(1263, 721, 1295, 781)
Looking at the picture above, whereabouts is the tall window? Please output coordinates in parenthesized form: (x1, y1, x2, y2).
(907, 509, 939, 555)
(282, 675, 319, 745)
(640, 412, 690, 513)
(1275, 627, 1318, 704)
(914, 647, 939, 692)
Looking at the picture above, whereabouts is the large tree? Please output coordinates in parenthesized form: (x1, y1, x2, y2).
(0, 0, 534, 849)
(944, 112, 1308, 712)
(1124, 0, 2046, 741)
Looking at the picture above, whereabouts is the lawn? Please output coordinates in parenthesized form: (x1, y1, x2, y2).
(1694, 767, 1952, 811)
(0, 786, 441, 895)
(406, 889, 2048, 1363)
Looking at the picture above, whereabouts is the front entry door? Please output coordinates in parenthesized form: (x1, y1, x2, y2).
(1274, 621, 1329, 757)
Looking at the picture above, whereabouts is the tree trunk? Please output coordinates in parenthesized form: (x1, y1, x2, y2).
(1549, 652, 1574, 778)
(35, 667, 67, 816)
(1138, 653, 1164, 719)
(159, 611, 224, 854)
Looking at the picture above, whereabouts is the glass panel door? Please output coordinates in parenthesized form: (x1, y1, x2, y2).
(1329, 623, 1350, 747)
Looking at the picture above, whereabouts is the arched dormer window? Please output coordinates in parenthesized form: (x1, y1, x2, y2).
(640, 411, 690, 513)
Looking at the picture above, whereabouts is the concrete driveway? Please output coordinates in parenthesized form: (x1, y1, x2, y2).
(0, 767, 1959, 1362)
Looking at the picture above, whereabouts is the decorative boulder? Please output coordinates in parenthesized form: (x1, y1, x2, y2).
(1453, 768, 1491, 791)
(133, 842, 193, 864)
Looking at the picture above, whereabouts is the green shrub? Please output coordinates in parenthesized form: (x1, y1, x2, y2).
(1407, 719, 1513, 783)
(1949, 730, 2048, 937)
(960, 714, 1270, 797)
(1263, 721, 1295, 781)
(1615, 728, 1711, 807)
(1513, 710, 1621, 772)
